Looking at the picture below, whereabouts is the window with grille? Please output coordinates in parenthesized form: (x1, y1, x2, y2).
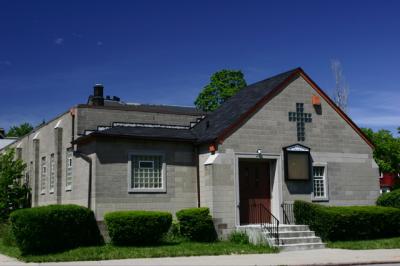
(66, 149, 73, 191)
(40, 156, 47, 194)
(312, 165, 327, 200)
(129, 154, 165, 192)
(49, 153, 55, 193)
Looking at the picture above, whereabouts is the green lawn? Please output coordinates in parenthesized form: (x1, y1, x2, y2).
(0, 238, 277, 263)
(327, 237, 400, 250)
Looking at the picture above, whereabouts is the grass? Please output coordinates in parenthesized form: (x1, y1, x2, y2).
(0, 237, 277, 263)
(327, 237, 400, 250)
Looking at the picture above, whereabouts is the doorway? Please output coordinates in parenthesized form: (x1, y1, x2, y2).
(239, 159, 271, 225)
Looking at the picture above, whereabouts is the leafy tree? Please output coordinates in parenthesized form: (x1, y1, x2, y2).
(195, 69, 247, 112)
(6, 123, 33, 138)
(0, 149, 31, 220)
(362, 128, 400, 173)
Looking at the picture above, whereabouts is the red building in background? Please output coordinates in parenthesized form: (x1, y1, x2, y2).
(380, 172, 400, 193)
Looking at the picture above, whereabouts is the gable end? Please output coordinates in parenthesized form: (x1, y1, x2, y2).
(216, 68, 374, 149)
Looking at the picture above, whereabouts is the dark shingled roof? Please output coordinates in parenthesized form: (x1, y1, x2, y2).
(75, 126, 197, 143)
(74, 68, 300, 145)
(191, 68, 299, 143)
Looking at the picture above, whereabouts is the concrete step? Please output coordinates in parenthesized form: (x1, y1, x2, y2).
(279, 236, 322, 245)
(279, 242, 326, 252)
(278, 230, 315, 238)
(278, 225, 310, 232)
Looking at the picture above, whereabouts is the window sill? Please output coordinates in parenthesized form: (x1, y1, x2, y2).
(65, 186, 72, 192)
(128, 188, 166, 193)
(40, 191, 46, 195)
(312, 198, 329, 202)
(49, 190, 54, 194)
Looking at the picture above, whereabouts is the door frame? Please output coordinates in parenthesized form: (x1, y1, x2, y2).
(234, 152, 282, 226)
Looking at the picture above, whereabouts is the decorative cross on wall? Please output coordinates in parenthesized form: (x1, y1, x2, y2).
(288, 103, 312, 141)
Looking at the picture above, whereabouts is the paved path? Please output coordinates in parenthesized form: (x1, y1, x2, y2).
(1, 248, 400, 266)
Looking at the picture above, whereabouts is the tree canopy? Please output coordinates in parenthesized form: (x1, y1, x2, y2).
(362, 128, 400, 174)
(6, 123, 34, 138)
(0, 149, 31, 220)
(194, 69, 247, 112)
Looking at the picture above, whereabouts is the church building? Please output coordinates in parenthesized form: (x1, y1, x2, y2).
(2, 68, 379, 237)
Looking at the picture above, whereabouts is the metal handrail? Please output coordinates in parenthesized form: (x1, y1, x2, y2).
(281, 202, 295, 225)
(253, 204, 280, 245)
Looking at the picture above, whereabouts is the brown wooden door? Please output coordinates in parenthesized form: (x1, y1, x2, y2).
(239, 160, 270, 225)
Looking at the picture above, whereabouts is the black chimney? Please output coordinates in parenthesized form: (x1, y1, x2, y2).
(92, 84, 104, 106)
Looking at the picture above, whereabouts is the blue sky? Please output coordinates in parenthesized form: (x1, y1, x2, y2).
(0, 0, 399, 135)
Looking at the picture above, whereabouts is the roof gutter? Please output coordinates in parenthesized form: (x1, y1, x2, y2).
(73, 133, 198, 145)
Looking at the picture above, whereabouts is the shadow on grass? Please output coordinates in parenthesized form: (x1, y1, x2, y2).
(0, 236, 276, 263)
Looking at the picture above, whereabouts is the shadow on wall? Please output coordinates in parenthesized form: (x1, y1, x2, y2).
(93, 139, 195, 167)
(285, 180, 312, 195)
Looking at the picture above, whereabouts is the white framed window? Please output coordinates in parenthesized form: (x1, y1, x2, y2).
(128, 152, 166, 193)
(312, 163, 328, 201)
(40, 156, 47, 194)
(66, 148, 73, 191)
(49, 153, 55, 193)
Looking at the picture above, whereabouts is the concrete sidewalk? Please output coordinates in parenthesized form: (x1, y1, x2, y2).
(1, 248, 400, 266)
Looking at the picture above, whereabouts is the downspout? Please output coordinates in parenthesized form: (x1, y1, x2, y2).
(194, 145, 201, 207)
(70, 108, 75, 145)
(73, 151, 92, 210)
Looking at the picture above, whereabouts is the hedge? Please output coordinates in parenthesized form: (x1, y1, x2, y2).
(105, 210, 172, 245)
(377, 189, 400, 209)
(294, 200, 400, 241)
(10, 204, 103, 254)
(176, 207, 217, 242)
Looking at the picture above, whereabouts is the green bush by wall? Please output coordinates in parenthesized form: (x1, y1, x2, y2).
(176, 207, 217, 242)
(10, 204, 103, 254)
(377, 189, 400, 209)
(294, 200, 400, 241)
(105, 210, 172, 246)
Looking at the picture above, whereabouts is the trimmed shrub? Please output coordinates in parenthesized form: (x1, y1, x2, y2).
(294, 200, 400, 241)
(377, 189, 400, 209)
(105, 210, 172, 246)
(228, 230, 249, 244)
(0, 222, 16, 246)
(10, 204, 103, 254)
(176, 207, 217, 242)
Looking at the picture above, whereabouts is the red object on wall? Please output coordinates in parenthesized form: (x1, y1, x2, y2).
(208, 143, 217, 153)
(380, 172, 399, 188)
(312, 95, 321, 106)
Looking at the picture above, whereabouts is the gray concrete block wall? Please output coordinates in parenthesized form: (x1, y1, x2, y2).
(198, 148, 237, 238)
(92, 139, 198, 220)
(76, 107, 201, 135)
(199, 76, 379, 233)
(1, 111, 90, 208)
